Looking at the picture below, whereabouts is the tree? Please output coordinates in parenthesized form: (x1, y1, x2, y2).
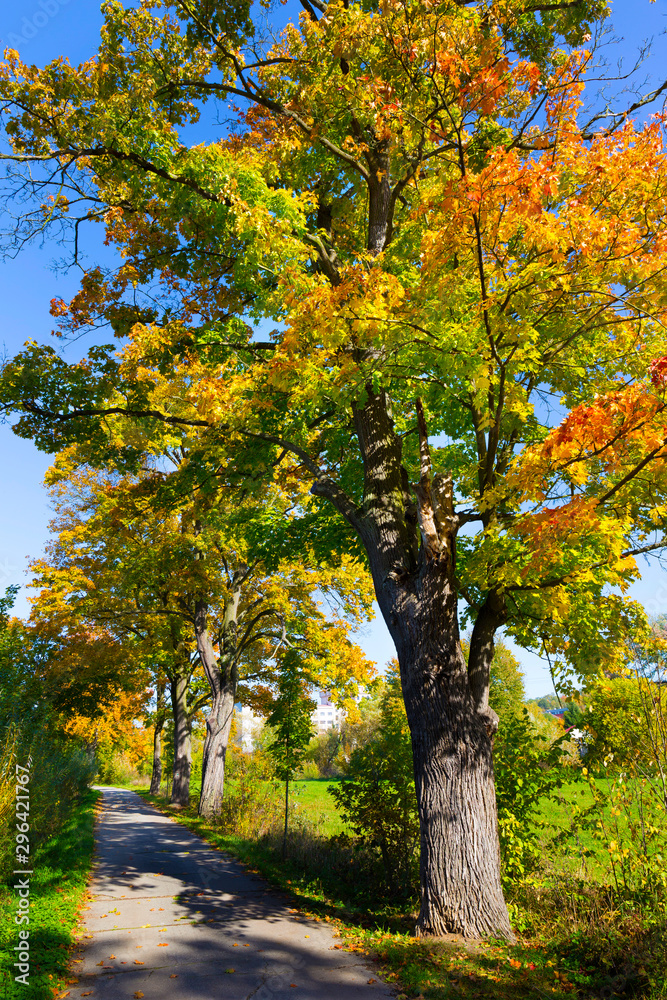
(147, 671, 168, 795)
(2, 0, 667, 936)
(26, 461, 211, 807)
(265, 649, 316, 860)
(64, 689, 152, 782)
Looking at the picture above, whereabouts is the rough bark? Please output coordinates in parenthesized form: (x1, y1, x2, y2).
(150, 675, 167, 796)
(385, 565, 512, 939)
(170, 673, 193, 808)
(313, 385, 513, 939)
(195, 595, 239, 818)
(198, 683, 235, 817)
(149, 722, 163, 796)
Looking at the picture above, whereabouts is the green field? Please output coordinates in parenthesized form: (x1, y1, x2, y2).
(289, 779, 347, 836)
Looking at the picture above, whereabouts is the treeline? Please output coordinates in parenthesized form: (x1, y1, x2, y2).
(11, 452, 378, 816)
(0, 588, 96, 879)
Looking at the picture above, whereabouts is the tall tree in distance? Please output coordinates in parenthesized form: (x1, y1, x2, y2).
(148, 671, 168, 795)
(265, 648, 316, 861)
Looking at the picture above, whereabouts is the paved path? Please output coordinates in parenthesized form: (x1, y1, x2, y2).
(66, 787, 394, 1000)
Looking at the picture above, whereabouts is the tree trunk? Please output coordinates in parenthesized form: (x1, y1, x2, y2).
(282, 777, 289, 861)
(170, 674, 192, 808)
(149, 721, 163, 796)
(387, 563, 512, 938)
(150, 676, 167, 796)
(198, 684, 235, 818)
(195, 595, 240, 818)
(312, 386, 513, 939)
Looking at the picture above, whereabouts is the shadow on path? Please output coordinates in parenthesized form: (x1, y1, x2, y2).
(66, 787, 395, 1000)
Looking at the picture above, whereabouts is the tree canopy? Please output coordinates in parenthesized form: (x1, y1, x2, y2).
(2, 0, 667, 939)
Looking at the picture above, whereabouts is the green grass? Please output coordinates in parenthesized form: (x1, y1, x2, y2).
(290, 779, 346, 836)
(535, 774, 666, 882)
(140, 776, 667, 999)
(0, 788, 100, 1000)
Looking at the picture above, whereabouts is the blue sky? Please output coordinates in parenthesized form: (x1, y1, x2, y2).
(1, 1, 667, 698)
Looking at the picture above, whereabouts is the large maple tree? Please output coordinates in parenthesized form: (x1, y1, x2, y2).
(3, 0, 667, 936)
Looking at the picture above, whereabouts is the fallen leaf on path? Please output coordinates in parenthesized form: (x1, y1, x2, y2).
(289, 984, 297, 988)
(368, 979, 376, 985)
(108, 955, 115, 959)
(134, 961, 144, 965)
(133, 993, 144, 998)
(96, 961, 104, 966)
(82, 993, 93, 997)
(304, 935, 309, 939)
(170, 974, 178, 978)
(158, 943, 168, 947)
(225, 969, 235, 974)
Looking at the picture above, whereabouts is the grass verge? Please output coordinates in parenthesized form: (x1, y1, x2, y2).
(138, 789, 666, 999)
(0, 788, 100, 1000)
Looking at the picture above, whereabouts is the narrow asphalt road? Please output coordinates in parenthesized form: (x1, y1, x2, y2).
(65, 787, 395, 1000)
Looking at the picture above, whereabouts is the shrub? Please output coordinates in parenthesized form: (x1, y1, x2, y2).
(494, 707, 566, 884)
(330, 671, 419, 897)
(584, 674, 667, 773)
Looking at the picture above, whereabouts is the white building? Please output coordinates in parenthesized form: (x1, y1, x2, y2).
(233, 703, 261, 753)
(312, 690, 346, 733)
(235, 687, 362, 750)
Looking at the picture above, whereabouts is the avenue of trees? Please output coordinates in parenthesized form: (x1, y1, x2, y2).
(2, 0, 667, 938)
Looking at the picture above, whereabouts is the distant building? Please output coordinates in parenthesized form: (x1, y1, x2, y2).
(234, 687, 363, 750)
(312, 690, 346, 733)
(233, 703, 260, 753)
